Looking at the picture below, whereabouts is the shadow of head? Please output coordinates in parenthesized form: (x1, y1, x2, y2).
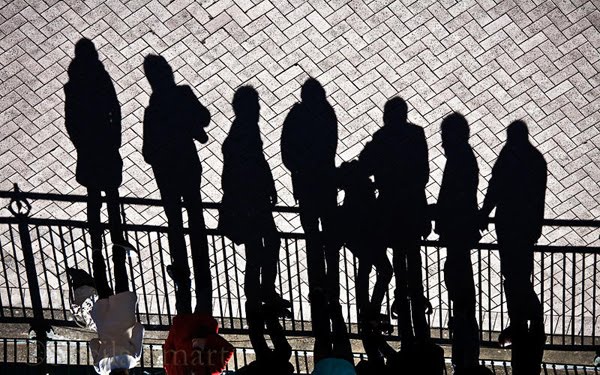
(300, 78, 326, 105)
(338, 160, 368, 191)
(383, 97, 408, 126)
(233, 85, 260, 122)
(74, 38, 98, 61)
(143, 54, 175, 91)
(441, 112, 469, 150)
(507, 120, 529, 146)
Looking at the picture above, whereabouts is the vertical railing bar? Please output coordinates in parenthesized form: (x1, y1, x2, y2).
(212, 235, 225, 326)
(48, 226, 68, 321)
(147, 231, 162, 326)
(104, 235, 114, 292)
(155, 232, 172, 325)
(384, 248, 391, 327)
(500, 246, 505, 343)
(278, 237, 286, 330)
(0, 229, 14, 318)
(26, 336, 30, 363)
(0, 234, 4, 317)
(571, 252, 576, 345)
(294, 348, 301, 375)
(562, 251, 566, 346)
(305, 349, 310, 374)
(8, 225, 27, 318)
(285, 238, 294, 332)
(221, 236, 235, 329)
(36, 225, 53, 321)
(487, 246, 492, 342)
(581, 253, 585, 345)
(593, 252, 597, 344)
(296, 238, 305, 332)
(150, 343, 155, 368)
(230, 236, 244, 329)
(477, 247, 483, 342)
(550, 252, 555, 346)
(437, 243, 443, 338)
(540, 247, 545, 347)
(351, 249, 359, 333)
(57, 225, 73, 321)
(215, 236, 227, 326)
(76, 340, 80, 367)
(424, 244, 431, 330)
(89, 340, 93, 365)
(133, 230, 149, 325)
(342, 247, 351, 333)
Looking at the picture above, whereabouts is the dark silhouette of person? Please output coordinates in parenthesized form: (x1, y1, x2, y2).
(479, 120, 546, 375)
(142, 54, 212, 315)
(434, 113, 480, 372)
(64, 38, 136, 255)
(359, 97, 432, 347)
(280, 78, 341, 360)
(337, 160, 393, 364)
(218, 86, 292, 367)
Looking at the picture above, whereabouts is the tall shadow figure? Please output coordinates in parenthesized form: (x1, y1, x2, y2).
(480, 120, 546, 375)
(435, 113, 480, 372)
(337, 160, 393, 366)
(64, 38, 136, 312)
(142, 55, 212, 315)
(281, 78, 341, 361)
(218, 86, 293, 373)
(359, 97, 432, 347)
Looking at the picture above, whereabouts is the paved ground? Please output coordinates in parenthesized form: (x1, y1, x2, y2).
(0, 0, 598, 245)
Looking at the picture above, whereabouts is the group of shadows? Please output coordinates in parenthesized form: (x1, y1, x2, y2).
(64, 37, 548, 375)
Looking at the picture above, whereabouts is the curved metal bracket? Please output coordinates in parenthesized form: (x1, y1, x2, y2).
(8, 183, 31, 218)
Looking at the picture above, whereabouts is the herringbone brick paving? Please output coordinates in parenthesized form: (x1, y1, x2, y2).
(0, 0, 599, 341)
(1, 0, 599, 243)
(0, 0, 598, 245)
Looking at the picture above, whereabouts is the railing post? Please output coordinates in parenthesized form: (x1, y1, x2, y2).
(8, 184, 49, 370)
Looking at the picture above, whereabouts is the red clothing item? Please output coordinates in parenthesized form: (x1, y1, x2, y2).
(164, 314, 234, 375)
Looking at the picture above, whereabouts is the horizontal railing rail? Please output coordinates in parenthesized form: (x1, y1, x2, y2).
(1, 188, 598, 227)
(0, 338, 597, 375)
(0, 187, 598, 359)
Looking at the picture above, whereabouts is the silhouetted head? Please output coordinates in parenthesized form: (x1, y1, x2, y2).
(383, 97, 408, 126)
(74, 38, 98, 61)
(441, 112, 469, 151)
(233, 85, 260, 122)
(109, 369, 129, 375)
(143, 54, 175, 91)
(301, 78, 326, 105)
(506, 120, 529, 147)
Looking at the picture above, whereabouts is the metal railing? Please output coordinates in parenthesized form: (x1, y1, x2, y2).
(0, 185, 599, 365)
(1, 338, 598, 375)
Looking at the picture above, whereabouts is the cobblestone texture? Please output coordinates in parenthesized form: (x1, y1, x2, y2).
(0, 0, 599, 248)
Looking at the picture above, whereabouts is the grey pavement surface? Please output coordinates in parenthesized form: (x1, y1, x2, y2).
(0, 0, 598, 245)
